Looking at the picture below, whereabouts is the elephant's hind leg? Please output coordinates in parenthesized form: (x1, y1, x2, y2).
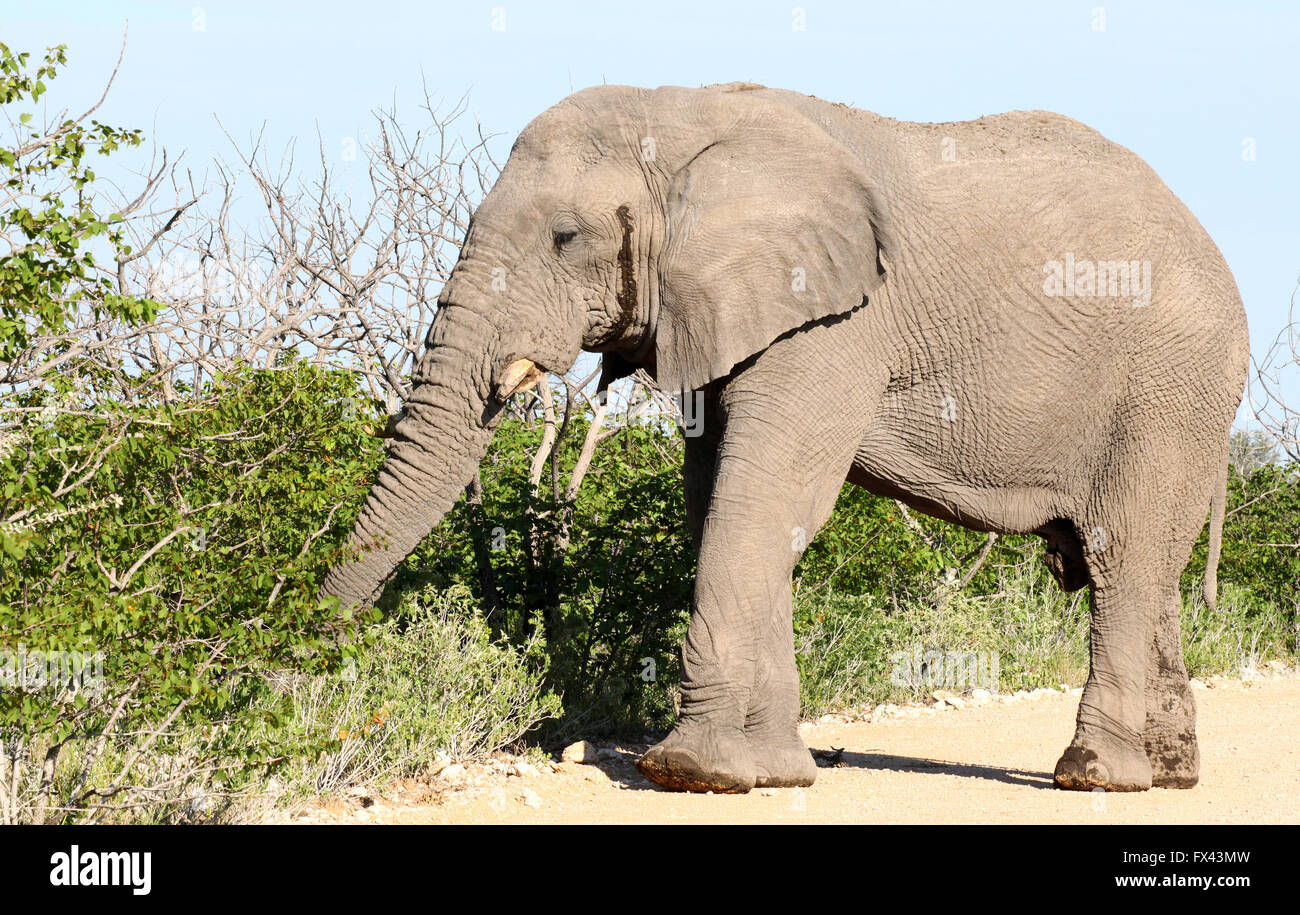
(1141, 475, 1213, 788)
(1053, 553, 1157, 792)
(1065, 580, 1201, 791)
(1054, 461, 1159, 791)
(1054, 439, 1209, 792)
(1143, 586, 1200, 788)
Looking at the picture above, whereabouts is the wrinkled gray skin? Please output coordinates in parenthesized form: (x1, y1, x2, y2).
(322, 82, 1248, 794)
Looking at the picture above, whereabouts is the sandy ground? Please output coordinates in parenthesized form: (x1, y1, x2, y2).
(282, 670, 1300, 825)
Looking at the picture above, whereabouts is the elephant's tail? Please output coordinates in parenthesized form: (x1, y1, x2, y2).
(1203, 452, 1229, 613)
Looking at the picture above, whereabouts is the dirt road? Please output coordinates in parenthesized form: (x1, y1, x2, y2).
(286, 671, 1299, 825)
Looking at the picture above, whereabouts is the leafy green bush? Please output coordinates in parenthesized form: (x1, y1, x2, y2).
(0, 359, 383, 822)
(0, 43, 399, 822)
(261, 583, 559, 803)
(793, 590, 895, 715)
(1182, 583, 1296, 677)
(793, 558, 1092, 715)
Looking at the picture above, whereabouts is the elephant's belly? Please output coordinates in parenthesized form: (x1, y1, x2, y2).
(845, 451, 1066, 536)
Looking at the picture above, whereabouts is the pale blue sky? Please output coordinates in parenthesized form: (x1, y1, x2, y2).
(3, 1, 1297, 417)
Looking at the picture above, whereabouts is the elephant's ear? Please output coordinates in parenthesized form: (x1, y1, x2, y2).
(655, 111, 892, 393)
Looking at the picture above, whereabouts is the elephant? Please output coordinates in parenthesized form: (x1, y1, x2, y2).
(321, 82, 1249, 795)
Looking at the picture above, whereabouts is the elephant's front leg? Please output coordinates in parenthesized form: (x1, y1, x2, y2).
(635, 510, 773, 793)
(638, 344, 874, 793)
(636, 468, 825, 793)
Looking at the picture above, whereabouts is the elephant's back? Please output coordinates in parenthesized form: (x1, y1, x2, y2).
(749, 87, 1142, 172)
(888, 109, 1144, 173)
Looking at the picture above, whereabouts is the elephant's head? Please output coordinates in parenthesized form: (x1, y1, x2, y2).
(320, 82, 892, 608)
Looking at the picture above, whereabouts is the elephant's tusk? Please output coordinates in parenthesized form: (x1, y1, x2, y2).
(495, 358, 544, 401)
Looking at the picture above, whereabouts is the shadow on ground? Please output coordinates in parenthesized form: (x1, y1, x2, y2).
(590, 744, 1055, 792)
(813, 748, 1054, 789)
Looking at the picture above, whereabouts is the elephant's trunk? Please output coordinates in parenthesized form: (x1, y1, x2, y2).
(321, 313, 499, 608)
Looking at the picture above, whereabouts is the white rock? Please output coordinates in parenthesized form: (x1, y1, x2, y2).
(597, 747, 620, 761)
(519, 787, 542, 808)
(510, 761, 541, 778)
(971, 688, 992, 703)
(428, 753, 452, 776)
(441, 763, 465, 781)
(946, 695, 967, 710)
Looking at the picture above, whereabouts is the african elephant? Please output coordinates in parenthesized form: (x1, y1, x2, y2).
(321, 82, 1249, 795)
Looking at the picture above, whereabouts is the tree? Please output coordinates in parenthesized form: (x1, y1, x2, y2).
(1250, 277, 1300, 465)
(1229, 429, 1279, 476)
(0, 38, 163, 383)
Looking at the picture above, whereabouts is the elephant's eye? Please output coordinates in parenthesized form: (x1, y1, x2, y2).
(553, 228, 578, 250)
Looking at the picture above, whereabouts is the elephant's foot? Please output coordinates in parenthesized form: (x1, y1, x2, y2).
(1143, 730, 1200, 788)
(750, 729, 817, 789)
(1053, 732, 1152, 792)
(1143, 675, 1200, 788)
(636, 721, 756, 793)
